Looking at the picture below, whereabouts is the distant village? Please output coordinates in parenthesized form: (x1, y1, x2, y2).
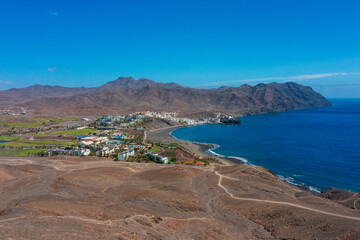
(0, 107, 27, 116)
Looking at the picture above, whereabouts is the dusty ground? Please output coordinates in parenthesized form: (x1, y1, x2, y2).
(0, 156, 359, 239)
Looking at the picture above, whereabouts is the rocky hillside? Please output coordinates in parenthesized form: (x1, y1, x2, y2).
(0, 77, 331, 116)
(0, 157, 359, 239)
(0, 85, 92, 104)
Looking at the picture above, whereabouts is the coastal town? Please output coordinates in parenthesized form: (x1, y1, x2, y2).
(0, 111, 239, 165)
(2, 1, 360, 238)
(1, 109, 359, 240)
(1, 97, 359, 240)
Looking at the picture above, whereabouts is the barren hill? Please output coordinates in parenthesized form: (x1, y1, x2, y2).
(0, 156, 359, 239)
(0, 85, 92, 104)
(0, 77, 331, 116)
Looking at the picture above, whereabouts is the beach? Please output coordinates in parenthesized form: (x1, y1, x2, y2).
(145, 125, 243, 165)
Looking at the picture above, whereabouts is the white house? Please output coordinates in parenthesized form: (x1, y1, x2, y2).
(146, 152, 169, 164)
(118, 149, 135, 160)
(158, 156, 169, 164)
(79, 149, 91, 156)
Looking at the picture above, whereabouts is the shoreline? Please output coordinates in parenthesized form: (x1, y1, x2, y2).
(145, 125, 239, 165)
(145, 124, 322, 194)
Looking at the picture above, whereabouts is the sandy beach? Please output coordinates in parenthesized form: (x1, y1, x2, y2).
(145, 125, 244, 165)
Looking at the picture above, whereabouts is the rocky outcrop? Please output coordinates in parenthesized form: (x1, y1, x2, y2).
(320, 188, 360, 210)
(220, 118, 241, 124)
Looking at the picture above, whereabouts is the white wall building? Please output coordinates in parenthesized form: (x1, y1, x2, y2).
(118, 149, 135, 160)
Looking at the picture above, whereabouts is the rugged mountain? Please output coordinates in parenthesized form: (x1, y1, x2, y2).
(0, 77, 331, 116)
(0, 85, 93, 104)
(97, 77, 185, 91)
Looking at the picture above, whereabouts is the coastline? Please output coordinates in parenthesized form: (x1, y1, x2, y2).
(145, 124, 322, 194)
(145, 125, 241, 165)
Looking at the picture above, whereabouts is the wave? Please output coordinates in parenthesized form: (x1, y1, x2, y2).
(169, 129, 181, 140)
(171, 129, 248, 163)
(308, 186, 321, 193)
(207, 147, 249, 163)
(278, 175, 295, 184)
(278, 175, 321, 193)
(226, 156, 249, 163)
(171, 127, 322, 191)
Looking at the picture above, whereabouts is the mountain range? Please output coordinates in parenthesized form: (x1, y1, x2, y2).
(0, 77, 331, 117)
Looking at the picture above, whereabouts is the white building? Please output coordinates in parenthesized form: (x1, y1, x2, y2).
(118, 149, 135, 160)
(79, 149, 91, 156)
(146, 152, 169, 164)
(159, 156, 169, 164)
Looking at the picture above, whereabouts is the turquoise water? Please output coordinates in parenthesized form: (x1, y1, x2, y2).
(172, 99, 360, 193)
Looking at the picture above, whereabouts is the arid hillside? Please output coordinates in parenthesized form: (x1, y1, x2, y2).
(0, 77, 331, 117)
(0, 156, 359, 239)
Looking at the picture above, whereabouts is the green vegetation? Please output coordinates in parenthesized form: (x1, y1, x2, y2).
(112, 154, 120, 161)
(28, 133, 50, 137)
(0, 136, 76, 147)
(0, 121, 44, 129)
(51, 128, 98, 136)
(0, 117, 80, 129)
(12, 149, 45, 156)
(0, 149, 21, 156)
(150, 146, 161, 152)
(162, 151, 176, 157)
(30, 117, 80, 122)
(0, 136, 21, 141)
(149, 142, 179, 149)
(162, 151, 177, 162)
(134, 132, 144, 145)
(0, 149, 45, 156)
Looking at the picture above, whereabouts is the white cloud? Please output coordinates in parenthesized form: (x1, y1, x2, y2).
(196, 72, 360, 87)
(0, 81, 13, 84)
(282, 72, 359, 81)
(48, 67, 57, 72)
(47, 11, 59, 17)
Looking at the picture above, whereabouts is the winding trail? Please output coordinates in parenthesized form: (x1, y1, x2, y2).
(214, 170, 360, 221)
(0, 214, 206, 225)
(354, 198, 360, 210)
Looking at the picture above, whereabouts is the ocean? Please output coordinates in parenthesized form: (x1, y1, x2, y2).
(171, 99, 360, 193)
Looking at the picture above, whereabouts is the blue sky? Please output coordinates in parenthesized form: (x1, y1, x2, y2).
(1, 0, 360, 97)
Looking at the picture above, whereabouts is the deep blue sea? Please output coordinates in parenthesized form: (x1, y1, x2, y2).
(172, 99, 360, 193)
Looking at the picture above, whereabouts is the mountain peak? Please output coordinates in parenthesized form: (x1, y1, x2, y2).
(98, 77, 155, 91)
(98, 77, 185, 91)
(0, 78, 331, 116)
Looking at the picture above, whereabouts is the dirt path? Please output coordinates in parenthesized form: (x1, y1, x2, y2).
(214, 170, 360, 221)
(0, 213, 207, 225)
(354, 198, 360, 210)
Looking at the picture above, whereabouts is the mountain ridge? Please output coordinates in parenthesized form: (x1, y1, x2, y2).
(0, 77, 332, 117)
